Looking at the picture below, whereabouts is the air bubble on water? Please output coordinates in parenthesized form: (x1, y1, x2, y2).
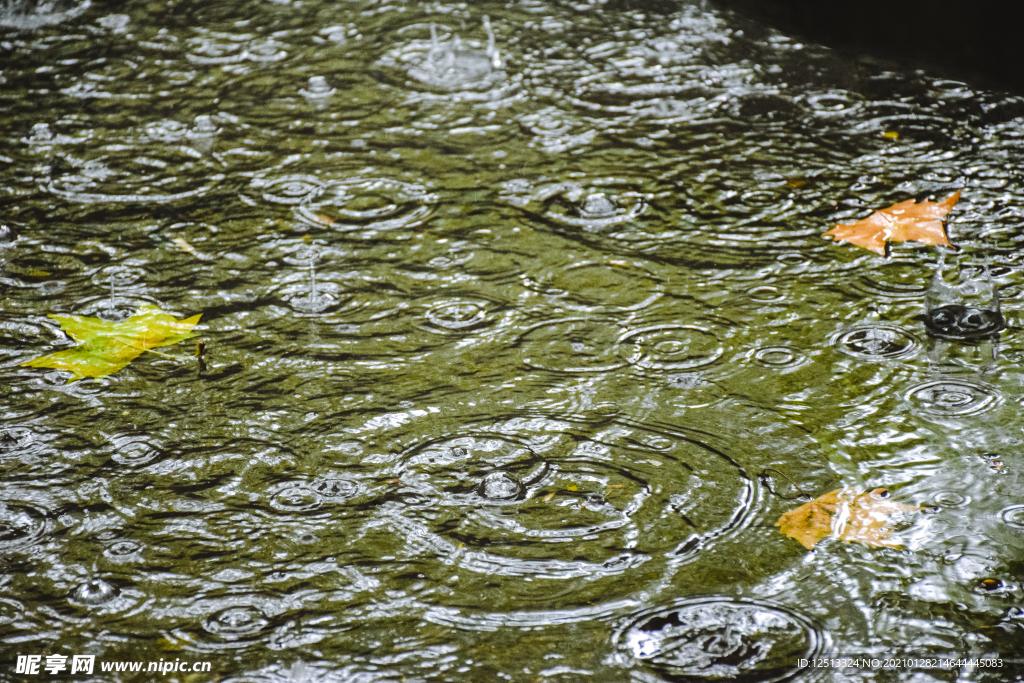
(68, 578, 119, 605)
(477, 471, 525, 500)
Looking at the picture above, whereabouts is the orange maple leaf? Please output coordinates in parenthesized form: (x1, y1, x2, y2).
(776, 487, 922, 550)
(823, 190, 961, 256)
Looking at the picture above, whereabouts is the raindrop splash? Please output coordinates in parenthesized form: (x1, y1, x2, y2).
(68, 578, 119, 606)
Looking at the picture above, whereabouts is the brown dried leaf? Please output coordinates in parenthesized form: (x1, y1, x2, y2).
(823, 190, 961, 256)
(775, 487, 921, 550)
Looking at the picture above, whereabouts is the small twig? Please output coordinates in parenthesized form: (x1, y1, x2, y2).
(759, 467, 810, 500)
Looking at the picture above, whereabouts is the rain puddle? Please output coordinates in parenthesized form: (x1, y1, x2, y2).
(2, 0, 1024, 680)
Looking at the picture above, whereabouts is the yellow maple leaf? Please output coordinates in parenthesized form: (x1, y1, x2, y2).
(823, 190, 961, 256)
(21, 305, 202, 381)
(776, 487, 921, 550)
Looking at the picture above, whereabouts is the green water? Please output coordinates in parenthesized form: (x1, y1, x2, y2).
(2, 0, 1024, 680)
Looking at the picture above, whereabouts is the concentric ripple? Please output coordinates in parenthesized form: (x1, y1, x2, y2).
(618, 325, 725, 372)
(751, 345, 807, 370)
(268, 484, 322, 513)
(295, 178, 435, 233)
(422, 299, 491, 332)
(525, 261, 663, 311)
(1000, 505, 1024, 530)
(0, 502, 49, 552)
(109, 434, 163, 466)
(833, 325, 920, 360)
(612, 598, 827, 682)
(385, 417, 755, 586)
(202, 605, 270, 640)
(535, 180, 650, 232)
(310, 477, 361, 501)
(378, 22, 506, 93)
(250, 175, 324, 205)
(905, 380, 1000, 418)
(518, 318, 626, 373)
(46, 149, 221, 204)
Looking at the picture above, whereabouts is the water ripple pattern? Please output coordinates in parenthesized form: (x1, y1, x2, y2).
(381, 416, 755, 597)
(905, 380, 1001, 418)
(612, 598, 828, 682)
(4, 0, 1024, 675)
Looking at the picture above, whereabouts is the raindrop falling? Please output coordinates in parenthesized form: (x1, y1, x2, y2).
(299, 76, 336, 107)
(187, 115, 220, 154)
(287, 247, 334, 314)
(68, 578, 119, 605)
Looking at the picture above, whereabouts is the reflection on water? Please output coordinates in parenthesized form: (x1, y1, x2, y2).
(3, 0, 1024, 677)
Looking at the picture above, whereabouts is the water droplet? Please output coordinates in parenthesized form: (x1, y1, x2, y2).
(833, 325, 920, 360)
(619, 325, 724, 371)
(615, 598, 826, 681)
(68, 578, 119, 605)
(203, 606, 268, 638)
(540, 181, 649, 232)
(270, 486, 322, 512)
(1000, 505, 1024, 530)
(299, 76, 336, 105)
(187, 115, 220, 153)
(478, 471, 525, 500)
(906, 380, 999, 417)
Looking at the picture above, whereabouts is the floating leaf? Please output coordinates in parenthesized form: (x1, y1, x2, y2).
(775, 487, 921, 550)
(823, 190, 961, 256)
(21, 305, 201, 381)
